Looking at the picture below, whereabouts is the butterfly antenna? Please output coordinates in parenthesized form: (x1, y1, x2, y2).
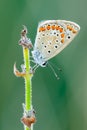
(49, 61, 62, 72)
(48, 62, 60, 80)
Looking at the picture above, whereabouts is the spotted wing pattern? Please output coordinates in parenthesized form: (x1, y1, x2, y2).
(34, 20, 80, 61)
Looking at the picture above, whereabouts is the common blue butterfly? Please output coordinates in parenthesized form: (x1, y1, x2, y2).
(32, 20, 80, 67)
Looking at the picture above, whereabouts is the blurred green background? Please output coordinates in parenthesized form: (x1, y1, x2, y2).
(0, 0, 87, 130)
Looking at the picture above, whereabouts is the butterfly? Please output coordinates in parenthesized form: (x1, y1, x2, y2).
(32, 20, 80, 67)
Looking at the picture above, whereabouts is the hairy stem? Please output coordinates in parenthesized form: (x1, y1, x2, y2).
(23, 47, 32, 130)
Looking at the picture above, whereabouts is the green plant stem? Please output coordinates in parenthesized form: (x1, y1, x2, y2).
(23, 47, 32, 130)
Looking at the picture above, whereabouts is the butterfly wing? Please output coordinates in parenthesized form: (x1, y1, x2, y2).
(34, 20, 80, 61)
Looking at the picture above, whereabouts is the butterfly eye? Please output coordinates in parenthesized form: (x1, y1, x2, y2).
(42, 61, 47, 67)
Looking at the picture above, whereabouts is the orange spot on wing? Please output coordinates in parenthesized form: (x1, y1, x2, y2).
(42, 27, 46, 31)
(39, 27, 46, 32)
(51, 25, 55, 30)
(56, 26, 60, 30)
(72, 29, 77, 33)
(61, 39, 64, 43)
(61, 33, 65, 38)
(67, 25, 77, 33)
(67, 25, 72, 31)
(46, 25, 51, 30)
(59, 28, 63, 33)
